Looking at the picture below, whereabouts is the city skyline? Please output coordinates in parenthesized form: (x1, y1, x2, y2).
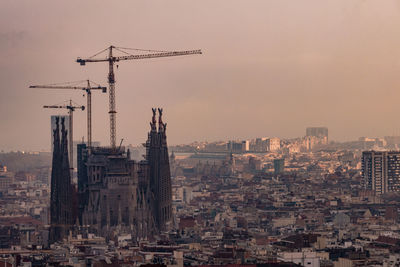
(3, 1, 400, 264)
(2, 0, 400, 151)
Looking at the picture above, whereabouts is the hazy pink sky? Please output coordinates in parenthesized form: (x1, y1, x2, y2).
(1, 0, 400, 151)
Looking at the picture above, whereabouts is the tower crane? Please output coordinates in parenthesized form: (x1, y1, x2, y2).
(43, 100, 85, 172)
(77, 45, 202, 149)
(30, 80, 107, 152)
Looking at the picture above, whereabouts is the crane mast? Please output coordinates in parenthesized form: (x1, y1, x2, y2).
(108, 47, 117, 148)
(77, 45, 202, 149)
(86, 81, 93, 151)
(43, 101, 85, 174)
(30, 80, 106, 152)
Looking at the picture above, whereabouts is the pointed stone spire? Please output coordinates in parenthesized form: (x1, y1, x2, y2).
(60, 117, 73, 227)
(150, 108, 157, 132)
(50, 116, 61, 243)
(158, 108, 164, 132)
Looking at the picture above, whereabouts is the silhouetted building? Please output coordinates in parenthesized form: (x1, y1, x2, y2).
(306, 127, 328, 145)
(249, 156, 262, 171)
(362, 151, 400, 194)
(51, 115, 72, 169)
(266, 138, 280, 152)
(77, 143, 88, 225)
(147, 108, 173, 232)
(78, 108, 172, 240)
(50, 116, 69, 152)
(0, 164, 13, 191)
(385, 136, 400, 149)
(306, 127, 328, 139)
(228, 140, 249, 153)
(385, 206, 398, 222)
(49, 117, 74, 243)
(274, 158, 285, 174)
(81, 145, 151, 238)
(254, 138, 268, 152)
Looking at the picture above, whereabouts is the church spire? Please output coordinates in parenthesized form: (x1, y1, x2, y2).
(150, 108, 157, 132)
(158, 108, 164, 132)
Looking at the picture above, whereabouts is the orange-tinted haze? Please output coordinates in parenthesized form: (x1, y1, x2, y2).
(1, 0, 400, 151)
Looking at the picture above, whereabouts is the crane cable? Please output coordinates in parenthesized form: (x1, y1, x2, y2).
(87, 47, 110, 59)
(85, 46, 176, 60)
(116, 46, 173, 53)
(35, 80, 103, 88)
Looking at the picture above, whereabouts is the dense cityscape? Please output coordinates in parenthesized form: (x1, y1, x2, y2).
(2, 1, 400, 267)
(2, 126, 400, 266)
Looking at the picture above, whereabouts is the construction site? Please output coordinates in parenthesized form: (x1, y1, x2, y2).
(30, 45, 202, 243)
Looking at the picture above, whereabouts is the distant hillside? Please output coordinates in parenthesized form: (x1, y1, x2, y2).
(0, 152, 51, 172)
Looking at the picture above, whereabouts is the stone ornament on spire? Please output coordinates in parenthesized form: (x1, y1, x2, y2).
(158, 108, 165, 132)
(158, 108, 163, 124)
(146, 107, 172, 231)
(50, 116, 73, 243)
(151, 108, 157, 131)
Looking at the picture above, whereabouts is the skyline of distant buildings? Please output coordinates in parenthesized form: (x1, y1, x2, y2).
(306, 127, 329, 141)
(4, 122, 400, 265)
(7, 126, 400, 154)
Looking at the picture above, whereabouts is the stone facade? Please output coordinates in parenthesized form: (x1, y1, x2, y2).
(77, 108, 172, 241)
(50, 117, 74, 243)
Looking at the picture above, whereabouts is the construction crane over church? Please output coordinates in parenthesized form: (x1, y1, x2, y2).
(77, 45, 202, 149)
(31, 80, 106, 152)
(43, 100, 85, 172)
(31, 44, 202, 243)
